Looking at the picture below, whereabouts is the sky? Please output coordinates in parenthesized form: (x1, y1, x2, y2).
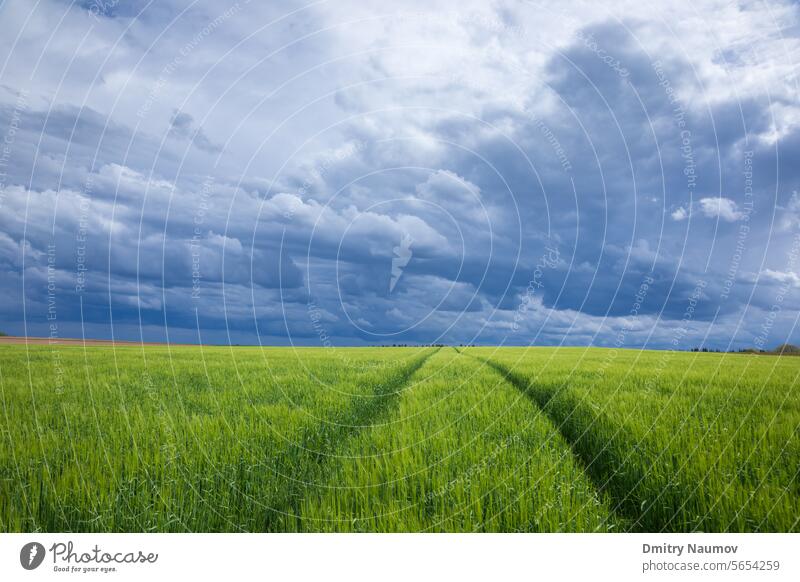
(0, 0, 799, 348)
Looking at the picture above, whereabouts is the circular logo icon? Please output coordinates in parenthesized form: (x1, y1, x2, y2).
(20, 542, 46, 570)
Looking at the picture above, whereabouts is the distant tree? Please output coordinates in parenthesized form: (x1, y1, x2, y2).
(774, 343, 800, 355)
(0, 330, 7, 336)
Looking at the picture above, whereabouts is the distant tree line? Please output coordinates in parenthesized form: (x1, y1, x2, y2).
(691, 343, 800, 355)
(385, 343, 453, 347)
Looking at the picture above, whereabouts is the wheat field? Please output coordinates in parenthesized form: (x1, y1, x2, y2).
(1, 345, 797, 532)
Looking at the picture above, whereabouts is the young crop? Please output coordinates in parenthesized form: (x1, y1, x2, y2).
(1, 345, 797, 532)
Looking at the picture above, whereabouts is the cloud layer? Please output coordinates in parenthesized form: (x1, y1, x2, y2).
(1, 0, 799, 349)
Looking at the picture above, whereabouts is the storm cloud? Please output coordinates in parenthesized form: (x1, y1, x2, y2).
(1, 0, 799, 349)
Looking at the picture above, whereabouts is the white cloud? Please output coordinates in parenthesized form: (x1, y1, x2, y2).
(777, 192, 800, 232)
(673, 198, 743, 222)
(761, 269, 800, 288)
(671, 206, 688, 221)
(2, 0, 800, 347)
(697, 197, 744, 222)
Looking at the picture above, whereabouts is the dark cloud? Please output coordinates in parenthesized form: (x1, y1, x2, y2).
(168, 110, 222, 154)
(1, 0, 799, 349)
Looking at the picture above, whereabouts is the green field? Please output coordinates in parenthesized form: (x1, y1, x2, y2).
(1, 345, 798, 532)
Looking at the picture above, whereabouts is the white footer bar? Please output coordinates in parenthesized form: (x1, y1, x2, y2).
(1, 533, 797, 581)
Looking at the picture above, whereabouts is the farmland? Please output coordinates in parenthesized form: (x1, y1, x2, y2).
(0, 344, 798, 532)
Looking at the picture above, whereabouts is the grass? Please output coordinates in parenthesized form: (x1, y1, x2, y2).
(471, 347, 800, 532)
(0, 344, 798, 532)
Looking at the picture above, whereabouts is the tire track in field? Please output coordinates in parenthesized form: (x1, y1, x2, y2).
(472, 354, 649, 530)
(263, 347, 440, 530)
